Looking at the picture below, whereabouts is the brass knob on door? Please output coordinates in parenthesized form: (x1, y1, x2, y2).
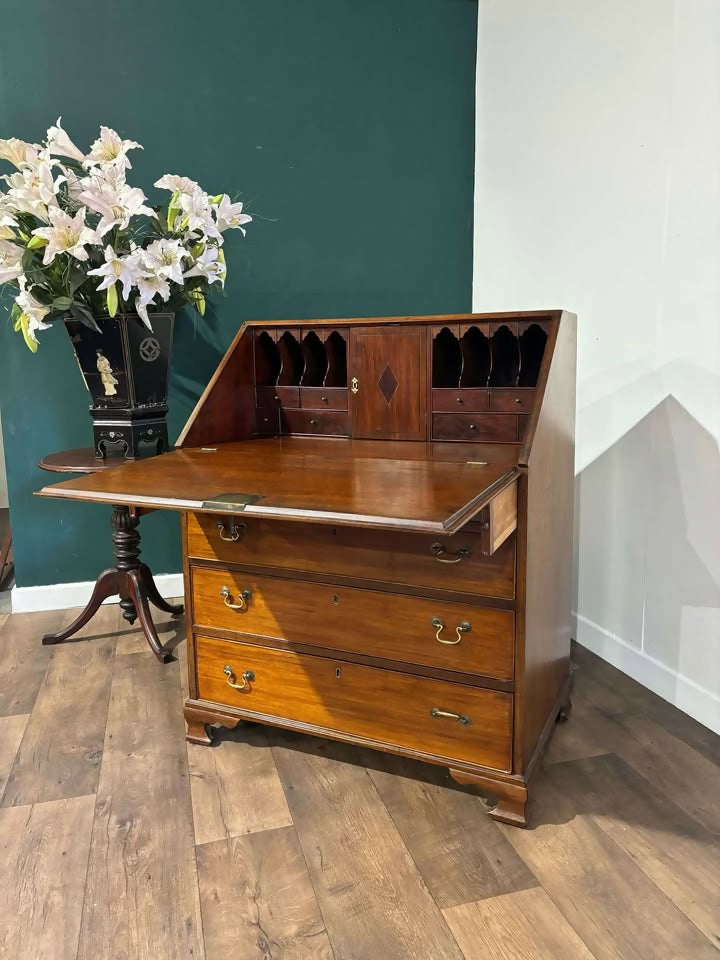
(220, 586, 251, 610)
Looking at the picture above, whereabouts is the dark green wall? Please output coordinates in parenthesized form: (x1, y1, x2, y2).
(0, 0, 477, 588)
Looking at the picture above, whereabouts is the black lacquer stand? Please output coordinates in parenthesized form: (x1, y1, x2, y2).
(38, 450, 183, 663)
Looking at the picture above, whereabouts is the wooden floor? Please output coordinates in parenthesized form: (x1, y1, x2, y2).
(0, 604, 719, 960)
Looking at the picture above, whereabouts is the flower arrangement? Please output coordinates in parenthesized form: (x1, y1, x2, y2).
(0, 119, 252, 351)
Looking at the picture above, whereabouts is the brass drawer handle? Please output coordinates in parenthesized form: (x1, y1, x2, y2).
(216, 521, 246, 542)
(431, 543, 472, 564)
(220, 586, 251, 610)
(223, 665, 255, 690)
(431, 707, 472, 726)
(431, 618, 471, 645)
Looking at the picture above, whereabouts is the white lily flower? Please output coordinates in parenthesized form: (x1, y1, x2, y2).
(134, 272, 171, 328)
(142, 238, 186, 285)
(154, 174, 200, 194)
(15, 278, 52, 343)
(0, 192, 19, 230)
(183, 244, 226, 287)
(84, 126, 142, 170)
(87, 245, 145, 300)
(0, 225, 16, 241)
(3, 158, 64, 222)
(46, 117, 85, 163)
(77, 166, 155, 236)
(0, 238, 24, 284)
(214, 194, 253, 235)
(32, 206, 102, 265)
(0, 137, 41, 169)
(178, 189, 222, 241)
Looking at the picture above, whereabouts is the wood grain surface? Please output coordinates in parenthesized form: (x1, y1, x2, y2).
(38, 438, 519, 534)
(1, 605, 119, 807)
(197, 827, 334, 960)
(75, 652, 204, 960)
(0, 795, 95, 960)
(196, 636, 513, 771)
(0, 714, 29, 802)
(187, 512, 517, 600)
(443, 887, 596, 960)
(1, 605, 719, 960)
(191, 565, 514, 680)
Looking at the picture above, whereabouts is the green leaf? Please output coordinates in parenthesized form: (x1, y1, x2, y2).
(190, 288, 206, 316)
(26, 235, 47, 250)
(69, 303, 102, 332)
(68, 263, 85, 294)
(106, 283, 118, 318)
(31, 286, 55, 306)
(51, 295, 73, 311)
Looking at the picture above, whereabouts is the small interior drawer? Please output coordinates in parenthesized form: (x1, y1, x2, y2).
(281, 409, 350, 436)
(489, 388, 535, 413)
(299, 387, 348, 410)
(432, 413, 517, 443)
(432, 389, 489, 412)
(256, 386, 300, 408)
(195, 636, 513, 771)
(255, 408, 279, 434)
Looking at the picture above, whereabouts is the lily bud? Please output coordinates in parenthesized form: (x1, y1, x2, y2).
(106, 282, 118, 317)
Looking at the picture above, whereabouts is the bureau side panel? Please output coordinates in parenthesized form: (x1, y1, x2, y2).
(518, 311, 576, 768)
(177, 324, 255, 447)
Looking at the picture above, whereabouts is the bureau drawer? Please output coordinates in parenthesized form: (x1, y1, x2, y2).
(256, 385, 300, 408)
(489, 388, 535, 413)
(192, 566, 514, 681)
(196, 636, 513, 771)
(432, 413, 517, 442)
(255, 408, 280, 434)
(299, 387, 348, 410)
(187, 515, 515, 599)
(432, 388, 489, 412)
(281, 409, 350, 436)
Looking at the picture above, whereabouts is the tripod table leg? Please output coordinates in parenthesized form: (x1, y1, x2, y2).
(42, 569, 122, 645)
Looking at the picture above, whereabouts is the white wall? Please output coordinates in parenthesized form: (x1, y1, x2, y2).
(474, 0, 720, 733)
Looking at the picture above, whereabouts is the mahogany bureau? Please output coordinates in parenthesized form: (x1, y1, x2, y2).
(40, 311, 576, 826)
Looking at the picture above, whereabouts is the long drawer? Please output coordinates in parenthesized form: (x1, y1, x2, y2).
(195, 636, 513, 771)
(192, 566, 514, 681)
(187, 514, 515, 600)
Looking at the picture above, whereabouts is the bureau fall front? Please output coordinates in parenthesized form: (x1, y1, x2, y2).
(40, 311, 576, 826)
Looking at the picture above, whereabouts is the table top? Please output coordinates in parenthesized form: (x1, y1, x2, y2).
(38, 448, 123, 474)
(37, 438, 520, 534)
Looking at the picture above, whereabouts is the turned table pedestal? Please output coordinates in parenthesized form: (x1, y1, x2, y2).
(38, 449, 183, 662)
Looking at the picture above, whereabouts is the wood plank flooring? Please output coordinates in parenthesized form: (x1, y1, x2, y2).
(0, 606, 718, 960)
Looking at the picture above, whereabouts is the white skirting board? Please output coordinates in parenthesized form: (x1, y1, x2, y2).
(11, 573, 185, 614)
(574, 612, 720, 736)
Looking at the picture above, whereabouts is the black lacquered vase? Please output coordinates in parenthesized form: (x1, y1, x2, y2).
(65, 312, 174, 459)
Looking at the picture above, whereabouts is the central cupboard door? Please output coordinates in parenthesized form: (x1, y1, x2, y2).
(350, 327, 427, 440)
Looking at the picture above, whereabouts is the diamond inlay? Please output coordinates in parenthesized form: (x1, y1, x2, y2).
(377, 363, 399, 404)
